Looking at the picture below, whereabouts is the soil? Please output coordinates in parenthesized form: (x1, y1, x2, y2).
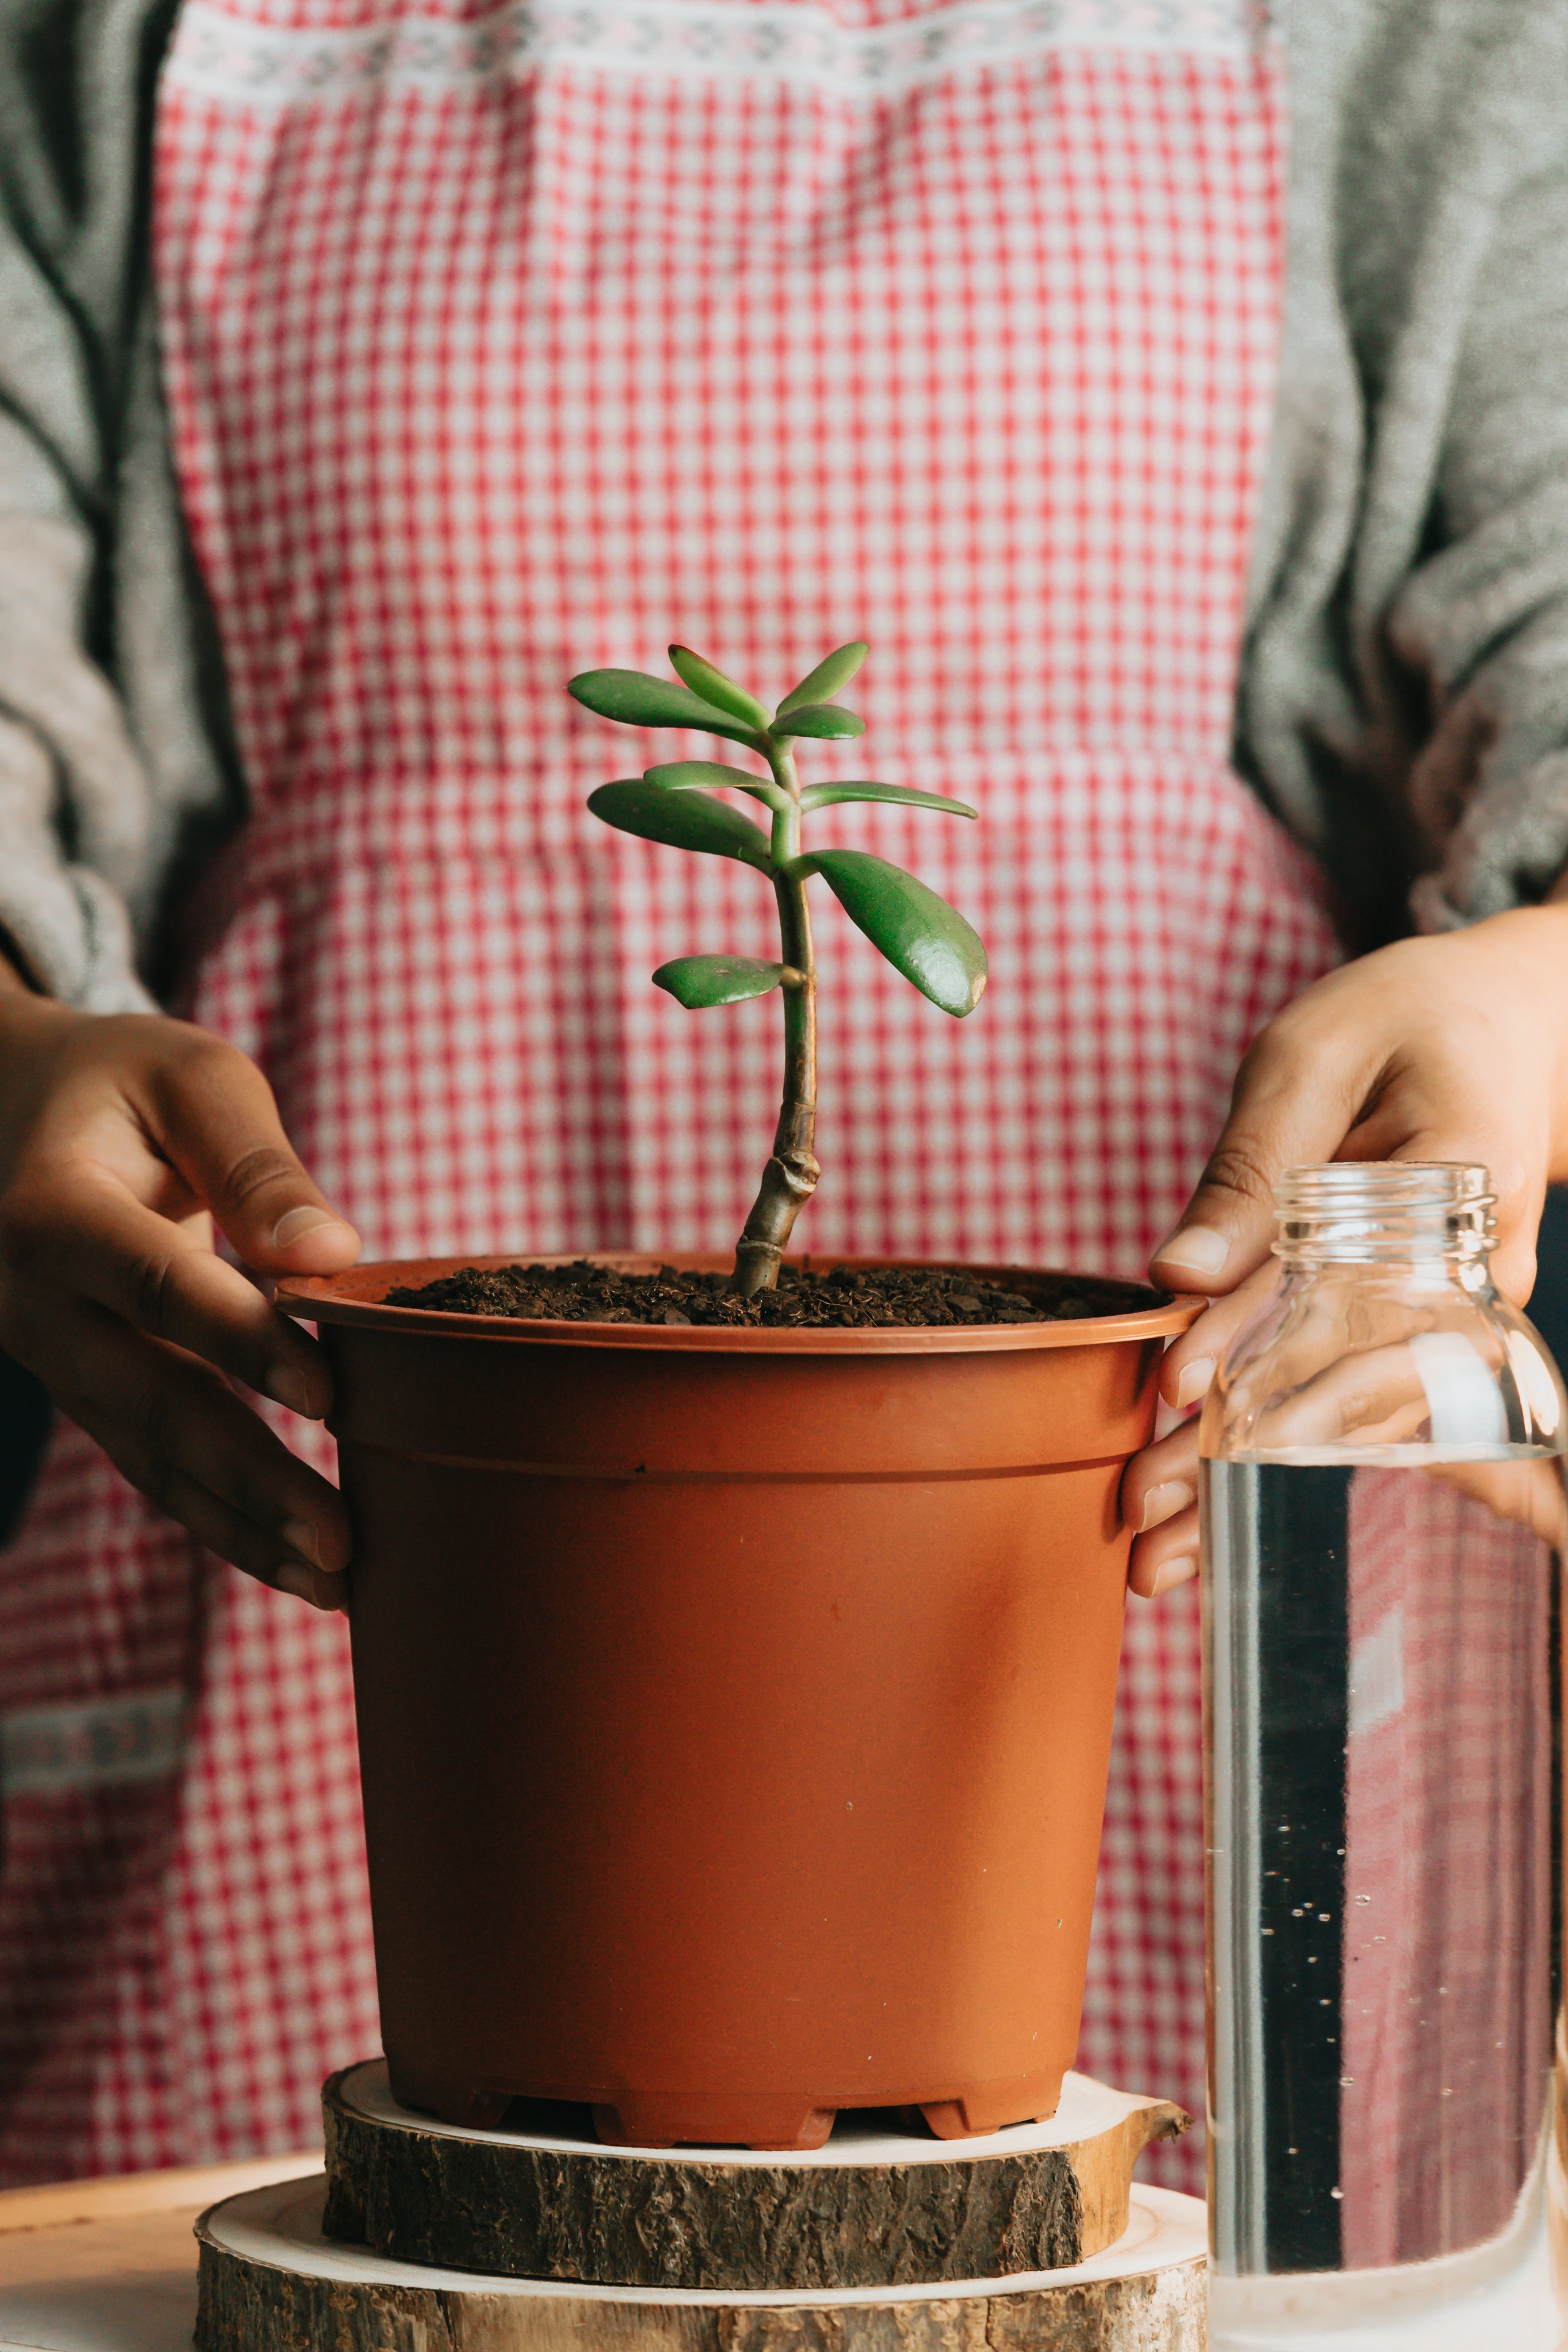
(384, 1259, 1166, 1328)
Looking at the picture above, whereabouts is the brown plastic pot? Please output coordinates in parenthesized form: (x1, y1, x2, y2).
(280, 1255, 1195, 2151)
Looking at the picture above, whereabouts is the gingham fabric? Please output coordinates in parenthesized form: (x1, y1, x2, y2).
(0, 0, 1341, 2185)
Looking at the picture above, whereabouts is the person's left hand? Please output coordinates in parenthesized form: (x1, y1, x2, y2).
(1121, 900, 1568, 1598)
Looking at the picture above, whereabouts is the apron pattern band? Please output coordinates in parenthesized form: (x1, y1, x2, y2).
(165, 0, 1263, 104)
(0, 1686, 188, 1797)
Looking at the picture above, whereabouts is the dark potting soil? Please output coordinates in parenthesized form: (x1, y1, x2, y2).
(384, 1259, 1166, 1328)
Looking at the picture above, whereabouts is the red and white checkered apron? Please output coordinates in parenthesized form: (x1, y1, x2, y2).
(0, 0, 1339, 2185)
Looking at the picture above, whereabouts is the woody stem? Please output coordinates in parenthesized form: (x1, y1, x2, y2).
(733, 742, 819, 1296)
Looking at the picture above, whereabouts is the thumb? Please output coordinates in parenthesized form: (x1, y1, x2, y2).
(1151, 1026, 1364, 1296)
(1151, 1134, 1282, 1297)
(151, 1037, 360, 1275)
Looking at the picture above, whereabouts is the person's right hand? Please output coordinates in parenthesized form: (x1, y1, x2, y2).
(0, 981, 361, 1607)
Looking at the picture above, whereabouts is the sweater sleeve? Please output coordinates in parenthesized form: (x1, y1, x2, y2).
(0, 0, 235, 1010)
(1392, 158, 1568, 931)
(0, 513, 158, 1012)
(1240, 0, 1568, 945)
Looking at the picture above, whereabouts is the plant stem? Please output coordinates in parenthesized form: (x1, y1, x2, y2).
(733, 741, 819, 1295)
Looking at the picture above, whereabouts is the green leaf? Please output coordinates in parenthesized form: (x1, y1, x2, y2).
(668, 647, 772, 732)
(803, 848, 988, 1015)
(569, 669, 761, 746)
(588, 780, 774, 871)
(800, 781, 978, 818)
(653, 954, 788, 1008)
(773, 704, 866, 740)
(645, 760, 787, 810)
(777, 643, 869, 716)
(645, 760, 756, 790)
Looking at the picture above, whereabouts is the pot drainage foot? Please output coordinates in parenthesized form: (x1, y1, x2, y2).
(592, 2100, 837, 2151)
(592, 2105, 669, 2149)
(385, 2061, 510, 2131)
(920, 2094, 1056, 2139)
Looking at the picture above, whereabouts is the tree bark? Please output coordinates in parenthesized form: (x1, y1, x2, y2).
(196, 2178, 1207, 2352)
(320, 2065, 1188, 2291)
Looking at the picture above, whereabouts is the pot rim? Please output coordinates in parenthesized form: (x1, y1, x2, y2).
(277, 1253, 1203, 1353)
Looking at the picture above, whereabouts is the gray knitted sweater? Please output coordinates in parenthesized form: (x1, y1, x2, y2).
(1, 0, 1567, 1009)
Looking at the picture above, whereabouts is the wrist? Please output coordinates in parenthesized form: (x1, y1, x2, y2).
(0, 970, 83, 1054)
(1511, 902, 1568, 1183)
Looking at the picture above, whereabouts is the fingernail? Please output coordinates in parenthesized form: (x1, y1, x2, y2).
(273, 1206, 340, 1248)
(274, 1560, 323, 1606)
(282, 1519, 323, 1569)
(266, 1365, 314, 1415)
(1174, 1357, 1215, 1410)
(1155, 1225, 1230, 1279)
(274, 1560, 346, 1612)
(1151, 1557, 1198, 1597)
(1139, 1479, 1196, 1534)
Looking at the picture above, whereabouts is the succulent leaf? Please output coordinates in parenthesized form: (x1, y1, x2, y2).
(654, 954, 788, 1008)
(777, 643, 869, 716)
(803, 848, 987, 1016)
(588, 779, 774, 871)
(645, 760, 787, 809)
(569, 668, 760, 745)
(773, 704, 866, 740)
(668, 647, 772, 731)
(800, 782, 978, 818)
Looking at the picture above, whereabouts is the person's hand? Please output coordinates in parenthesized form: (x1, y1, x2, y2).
(0, 978, 361, 1607)
(1122, 902, 1568, 1599)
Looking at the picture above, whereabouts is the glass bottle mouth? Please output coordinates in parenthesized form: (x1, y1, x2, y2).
(1272, 1162, 1495, 1264)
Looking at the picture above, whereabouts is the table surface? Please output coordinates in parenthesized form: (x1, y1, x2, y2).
(0, 2152, 1562, 2351)
(0, 2154, 323, 2352)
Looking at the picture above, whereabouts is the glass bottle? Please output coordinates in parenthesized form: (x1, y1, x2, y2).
(1202, 1164, 1565, 2338)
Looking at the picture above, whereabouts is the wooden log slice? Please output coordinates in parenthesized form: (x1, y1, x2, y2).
(197, 2173, 1209, 2351)
(322, 2060, 1188, 2290)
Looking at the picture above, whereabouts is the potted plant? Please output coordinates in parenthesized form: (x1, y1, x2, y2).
(280, 644, 1194, 2149)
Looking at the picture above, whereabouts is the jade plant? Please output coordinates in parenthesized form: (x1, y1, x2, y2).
(570, 642, 987, 1297)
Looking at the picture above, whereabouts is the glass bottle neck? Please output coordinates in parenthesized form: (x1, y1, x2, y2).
(1271, 1163, 1495, 1275)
